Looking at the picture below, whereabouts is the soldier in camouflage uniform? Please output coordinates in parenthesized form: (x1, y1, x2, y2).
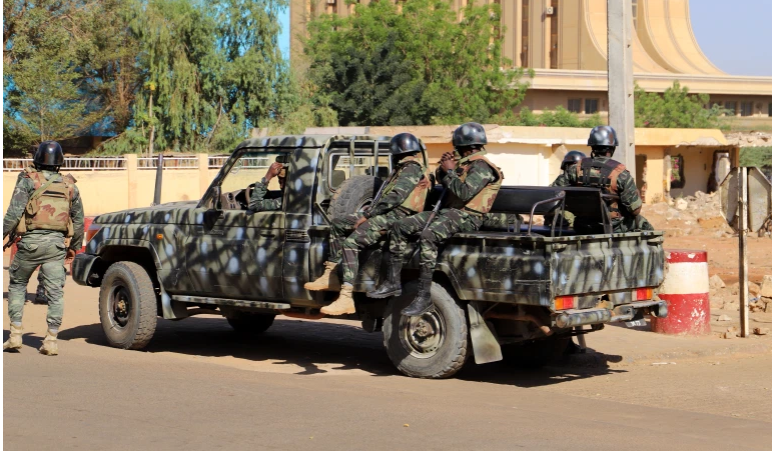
(552, 126, 653, 234)
(3, 142, 84, 355)
(305, 133, 431, 316)
(370, 123, 503, 317)
(248, 157, 287, 212)
(547, 150, 586, 229)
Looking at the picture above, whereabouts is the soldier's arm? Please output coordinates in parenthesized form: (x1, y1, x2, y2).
(441, 160, 495, 202)
(248, 181, 281, 212)
(617, 170, 643, 215)
(2, 178, 31, 238)
(550, 172, 570, 187)
(69, 185, 85, 251)
(366, 163, 423, 218)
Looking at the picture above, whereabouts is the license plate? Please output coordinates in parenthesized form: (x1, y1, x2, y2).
(625, 319, 646, 328)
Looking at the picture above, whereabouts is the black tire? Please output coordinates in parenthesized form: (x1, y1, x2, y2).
(329, 175, 383, 220)
(98, 262, 158, 350)
(502, 334, 571, 369)
(382, 280, 469, 378)
(226, 312, 276, 337)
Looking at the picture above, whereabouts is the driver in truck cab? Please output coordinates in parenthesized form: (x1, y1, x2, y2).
(247, 155, 288, 213)
(304, 133, 432, 316)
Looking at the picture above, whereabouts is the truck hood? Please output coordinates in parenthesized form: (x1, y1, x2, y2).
(94, 201, 199, 225)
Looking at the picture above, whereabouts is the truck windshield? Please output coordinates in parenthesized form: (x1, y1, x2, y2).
(221, 152, 289, 194)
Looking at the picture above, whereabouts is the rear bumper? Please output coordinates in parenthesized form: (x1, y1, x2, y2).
(71, 254, 100, 286)
(552, 300, 668, 329)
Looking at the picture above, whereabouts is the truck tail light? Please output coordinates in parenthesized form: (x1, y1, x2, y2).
(85, 222, 102, 244)
(554, 295, 575, 310)
(636, 287, 653, 301)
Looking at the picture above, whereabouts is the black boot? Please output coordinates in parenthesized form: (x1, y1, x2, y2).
(401, 271, 434, 316)
(368, 258, 403, 299)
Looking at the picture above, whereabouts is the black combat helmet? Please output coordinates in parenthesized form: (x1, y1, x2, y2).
(452, 122, 487, 149)
(389, 133, 425, 158)
(561, 150, 587, 170)
(33, 141, 64, 170)
(588, 125, 618, 156)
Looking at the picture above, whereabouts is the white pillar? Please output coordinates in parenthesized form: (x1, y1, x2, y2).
(607, 0, 636, 175)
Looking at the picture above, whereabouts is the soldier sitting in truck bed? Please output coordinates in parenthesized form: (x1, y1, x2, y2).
(248, 156, 288, 213)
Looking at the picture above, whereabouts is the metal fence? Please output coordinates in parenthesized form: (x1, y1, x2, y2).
(138, 156, 199, 169)
(2, 157, 128, 171)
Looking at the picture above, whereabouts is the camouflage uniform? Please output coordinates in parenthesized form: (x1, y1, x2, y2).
(330, 159, 428, 284)
(389, 157, 501, 273)
(248, 179, 282, 212)
(3, 169, 85, 331)
(553, 156, 653, 233)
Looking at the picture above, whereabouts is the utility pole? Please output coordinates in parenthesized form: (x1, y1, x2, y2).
(147, 83, 156, 159)
(607, 0, 636, 175)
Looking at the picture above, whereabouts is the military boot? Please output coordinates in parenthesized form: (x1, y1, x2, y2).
(320, 284, 356, 316)
(39, 330, 59, 356)
(368, 258, 403, 299)
(34, 285, 49, 305)
(401, 271, 434, 316)
(304, 261, 341, 291)
(3, 323, 23, 351)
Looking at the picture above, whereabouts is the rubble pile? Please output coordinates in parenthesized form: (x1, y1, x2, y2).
(643, 191, 733, 237)
(708, 274, 772, 313)
(725, 131, 772, 148)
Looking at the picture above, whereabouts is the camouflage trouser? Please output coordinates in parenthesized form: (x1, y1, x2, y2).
(389, 208, 483, 273)
(329, 209, 410, 284)
(7, 236, 67, 329)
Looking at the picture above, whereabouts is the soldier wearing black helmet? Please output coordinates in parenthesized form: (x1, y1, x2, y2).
(371, 122, 503, 316)
(553, 126, 653, 233)
(548, 150, 586, 228)
(3, 141, 85, 355)
(305, 133, 432, 316)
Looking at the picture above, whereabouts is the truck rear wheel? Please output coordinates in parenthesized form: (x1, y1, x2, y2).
(382, 280, 469, 378)
(329, 175, 383, 220)
(226, 312, 276, 337)
(98, 262, 158, 350)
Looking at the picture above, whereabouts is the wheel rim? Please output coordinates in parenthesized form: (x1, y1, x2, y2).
(401, 309, 445, 359)
(109, 285, 132, 328)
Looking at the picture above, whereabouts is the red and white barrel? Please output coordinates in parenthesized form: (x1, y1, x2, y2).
(651, 249, 711, 336)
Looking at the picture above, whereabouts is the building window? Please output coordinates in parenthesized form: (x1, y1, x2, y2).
(740, 102, 753, 117)
(568, 99, 582, 113)
(632, 0, 638, 29)
(769, 103, 772, 117)
(549, 0, 559, 69)
(585, 98, 599, 114)
(724, 101, 737, 116)
(671, 155, 685, 190)
(521, 0, 529, 67)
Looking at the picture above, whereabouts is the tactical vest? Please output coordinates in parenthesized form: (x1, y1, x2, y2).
(576, 157, 626, 219)
(17, 166, 75, 236)
(447, 155, 503, 214)
(381, 156, 431, 213)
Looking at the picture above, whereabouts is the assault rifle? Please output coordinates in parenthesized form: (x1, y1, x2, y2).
(4, 231, 18, 251)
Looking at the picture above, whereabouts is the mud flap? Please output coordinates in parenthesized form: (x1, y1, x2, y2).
(467, 301, 503, 364)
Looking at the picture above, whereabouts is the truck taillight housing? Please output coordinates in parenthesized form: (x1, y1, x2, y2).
(554, 296, 575, 310)
(85, 222, 102, 244)
(636, 287, 653, 301)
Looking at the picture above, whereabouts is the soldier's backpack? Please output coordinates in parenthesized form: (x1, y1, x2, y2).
(17, 168, 75, 236)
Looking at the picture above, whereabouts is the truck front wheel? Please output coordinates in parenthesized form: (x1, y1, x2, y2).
(98, 262, 158, 350)
(382, 280, 469, 378)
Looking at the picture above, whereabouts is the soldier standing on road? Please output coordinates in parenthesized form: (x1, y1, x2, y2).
(248, 157, 288, 212)
(552, 126, 653, 233)
(305, 133, 431, 316)
(370, 123, 503, 316)
(3, 142, 85, 355)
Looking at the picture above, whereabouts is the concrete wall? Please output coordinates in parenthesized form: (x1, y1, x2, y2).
(669, 146, 715, 199)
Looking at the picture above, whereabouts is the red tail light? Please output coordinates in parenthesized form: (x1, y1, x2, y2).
(636, 287, 653, 301)
(554, 296, 575, 310)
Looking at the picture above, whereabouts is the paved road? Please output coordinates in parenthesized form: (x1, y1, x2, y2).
(5, 275, 772, 450)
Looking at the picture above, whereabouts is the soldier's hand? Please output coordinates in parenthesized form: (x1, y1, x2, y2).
(353, 216, 368, 230)
(266, 162, 284, 179)
(65, 249, 76, 261)
(440, 156, 456, 172)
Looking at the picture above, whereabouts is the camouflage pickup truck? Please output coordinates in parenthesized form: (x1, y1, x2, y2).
(72, 135, 667, 378)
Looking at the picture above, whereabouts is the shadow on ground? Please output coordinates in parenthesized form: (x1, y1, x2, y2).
(4, 316, 625, 387)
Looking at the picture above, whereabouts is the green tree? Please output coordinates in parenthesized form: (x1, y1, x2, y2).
(634, 81, 723, 129)
(102, 0, 294, 154)
(502, 106, 604, 128)
(740, 147, 772, 170)
(304, 0, 530, 126)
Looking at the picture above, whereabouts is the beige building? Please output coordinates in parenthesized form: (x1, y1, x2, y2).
(290, 0, 772, 129)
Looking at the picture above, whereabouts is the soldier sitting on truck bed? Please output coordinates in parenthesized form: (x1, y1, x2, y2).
(552, 126, 653, 234)
(304, 133, 431, 316)
(247, 155, 288, 212)
(546, 150, 586, 229)
(370, 122, 503, 317)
